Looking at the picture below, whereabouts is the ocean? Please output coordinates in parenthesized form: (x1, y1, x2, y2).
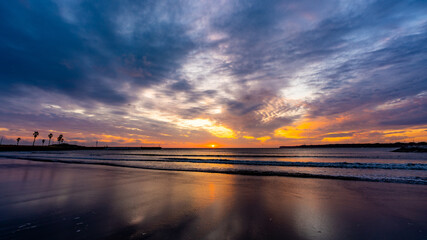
(1, 148, 426, 185)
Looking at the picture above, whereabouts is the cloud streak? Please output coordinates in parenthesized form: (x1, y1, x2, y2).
(0, 0, 426, 146)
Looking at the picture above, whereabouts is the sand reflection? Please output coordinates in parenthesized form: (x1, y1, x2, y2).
(0, 159, 426, 239)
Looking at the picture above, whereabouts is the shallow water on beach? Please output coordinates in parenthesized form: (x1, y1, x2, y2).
(0, 148, 426, 184)
(0, 159, 426, 240)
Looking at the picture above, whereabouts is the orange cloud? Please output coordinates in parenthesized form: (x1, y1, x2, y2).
(256, 136, 271, 142)
(275, 114, 427, 144)
(321, 136, 352, 142)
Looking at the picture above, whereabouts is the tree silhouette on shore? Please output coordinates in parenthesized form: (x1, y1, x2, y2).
(57, 134, 63, 144)
(48, 133, 53, 146)
(32, 131, 39, 146)
(42, 139, 46, 146)
(16, 138, 21, 146)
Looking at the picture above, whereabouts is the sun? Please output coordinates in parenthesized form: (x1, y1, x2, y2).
(211, 144, 216, 148)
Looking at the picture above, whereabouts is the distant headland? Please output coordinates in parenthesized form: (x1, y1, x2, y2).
(279, 142, 427, 152)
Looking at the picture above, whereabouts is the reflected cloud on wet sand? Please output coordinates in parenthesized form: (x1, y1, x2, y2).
(0, 159, 426, 239)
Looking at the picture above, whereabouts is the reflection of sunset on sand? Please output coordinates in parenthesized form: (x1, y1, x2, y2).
(0, 158, 425, 239)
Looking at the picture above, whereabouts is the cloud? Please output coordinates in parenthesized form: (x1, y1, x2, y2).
(0, 0, 427, 146)
(169, 79, 193, 91)
(0, 0, 195, 105)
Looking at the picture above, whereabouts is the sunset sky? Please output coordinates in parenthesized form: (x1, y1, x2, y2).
(0, 0, 426, 147)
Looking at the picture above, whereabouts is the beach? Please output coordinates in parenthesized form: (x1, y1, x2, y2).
(2, 1, 427, 239)
(0, 157, 426, 240)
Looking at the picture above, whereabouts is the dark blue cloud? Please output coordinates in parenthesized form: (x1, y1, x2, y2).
(0, 0, 195, 105)
(170, 79, 193, 91)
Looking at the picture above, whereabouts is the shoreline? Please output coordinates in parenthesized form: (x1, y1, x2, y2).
(1, 155, 426, 185)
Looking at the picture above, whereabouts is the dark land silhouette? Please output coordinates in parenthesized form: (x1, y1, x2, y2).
(279, 142, 427, 148)
(0, 144, 161, 151)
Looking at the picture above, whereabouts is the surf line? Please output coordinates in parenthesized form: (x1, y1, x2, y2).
(0, 155, 426, 185)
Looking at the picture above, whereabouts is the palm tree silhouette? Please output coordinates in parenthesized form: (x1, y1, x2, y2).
(32, 131, 39, 146)
(42, 139, 46, 146)
(57, 134, 63, 144)
(48, 133, 53, 146)
(16, 138, 21, 146)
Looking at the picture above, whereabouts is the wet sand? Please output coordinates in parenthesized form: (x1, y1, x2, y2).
(0, 159, 426, 240)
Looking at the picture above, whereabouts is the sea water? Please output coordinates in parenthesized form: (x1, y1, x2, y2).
(1, 148, 426, 184)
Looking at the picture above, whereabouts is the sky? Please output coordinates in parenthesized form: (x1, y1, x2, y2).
(0, 0, 426, 147)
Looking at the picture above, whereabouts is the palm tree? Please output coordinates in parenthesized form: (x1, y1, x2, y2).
(42, 139, 46, 146)
(48, 133, 53, 146)
(32, 131, 39, 146)
(16, 138, 21, 146)
(57, 134, 63, 144)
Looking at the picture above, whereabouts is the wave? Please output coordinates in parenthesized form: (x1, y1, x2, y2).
(0, 155, 426, 185)
(157, 158, 427, 170)
(1, 154, 426, 170)
(110, 153, 422, 160)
